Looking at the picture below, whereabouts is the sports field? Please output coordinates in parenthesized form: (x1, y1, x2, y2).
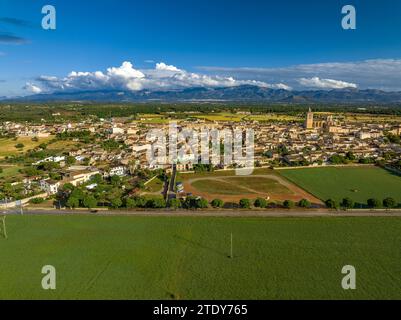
(279, 166, 401, 205)
(1, 215, 400, 299)
(180, 169, 321, 203)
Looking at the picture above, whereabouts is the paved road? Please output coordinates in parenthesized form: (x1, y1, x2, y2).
(11, 208, 401, 217)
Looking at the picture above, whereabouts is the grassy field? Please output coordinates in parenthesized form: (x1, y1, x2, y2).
(0, 166, 23, 178)
(191, 177, 292, 196)
(179, 169, 317, 203)
(0, 137, 52, 158)
(279, 166, 401, 205)
(1, 215, 400, 300)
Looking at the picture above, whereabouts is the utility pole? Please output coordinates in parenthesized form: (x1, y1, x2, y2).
(230, 233, 233, 259)
(1, 215, 7, 239)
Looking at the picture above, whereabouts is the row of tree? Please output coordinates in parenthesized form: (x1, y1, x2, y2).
(325, 197, 399, 209)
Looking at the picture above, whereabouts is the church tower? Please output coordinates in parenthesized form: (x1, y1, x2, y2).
(305, 107, 314, 129)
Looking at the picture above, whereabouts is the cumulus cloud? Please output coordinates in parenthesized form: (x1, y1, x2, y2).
(298, 77, 357, 89)
(198, 59, 401, 91)
(24, 82, 42, 94)
(27, 61, 290, 94)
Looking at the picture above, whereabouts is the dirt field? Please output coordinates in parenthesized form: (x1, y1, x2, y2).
(183, 174, 322, 204)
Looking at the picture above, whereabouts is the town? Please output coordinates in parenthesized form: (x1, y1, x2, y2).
(0, 105, 400, 211)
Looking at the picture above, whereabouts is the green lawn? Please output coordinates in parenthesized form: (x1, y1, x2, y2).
(191, 177, 292, 196)
(224, 177, 293, 194)
(1, 215, 400, 299)
(191, 179, 253, 195)
(279, 166, 401, 205)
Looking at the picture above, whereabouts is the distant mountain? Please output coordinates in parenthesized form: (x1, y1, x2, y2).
(4, 85, 401, 104)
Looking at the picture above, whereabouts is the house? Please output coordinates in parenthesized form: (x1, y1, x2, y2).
(40, 179, 60, 195)
(67, 170, 100, 186)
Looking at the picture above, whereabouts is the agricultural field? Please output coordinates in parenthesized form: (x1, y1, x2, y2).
(0, 137, 52, 158)
(179, 169, 320, 203)
(0, 215, 400, 299)
(279, 166, 401, 205)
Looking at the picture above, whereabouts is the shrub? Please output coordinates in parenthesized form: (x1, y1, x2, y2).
(325, 199, 337, 209)
(383, 197, 396, 209)
(341, 197, 354, 209)
(30, 197, 45, 204)
(283, 200, 295, 209)
(168, 198, 181, 209)
(211, 199, 224, 208)
(254, 198, 267, 208)
(367, 198, 380, 208)
(125, 197, 137, 208)
(298, 199, 311, 208)
(239, 198, 251, 209)
(146, 198, 166, 209)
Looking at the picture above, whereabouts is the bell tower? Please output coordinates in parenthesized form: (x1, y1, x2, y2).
(305, 107, 314, 129)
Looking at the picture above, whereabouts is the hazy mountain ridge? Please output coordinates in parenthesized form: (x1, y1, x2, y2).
(4, 85, 401, 104)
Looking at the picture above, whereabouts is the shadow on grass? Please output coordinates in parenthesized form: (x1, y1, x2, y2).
(174, 234, 228, 258)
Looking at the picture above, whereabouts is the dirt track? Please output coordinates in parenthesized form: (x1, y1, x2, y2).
(16, 208, 401, 217)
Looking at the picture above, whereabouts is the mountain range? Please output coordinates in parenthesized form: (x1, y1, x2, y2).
(4, 85, 401, 104)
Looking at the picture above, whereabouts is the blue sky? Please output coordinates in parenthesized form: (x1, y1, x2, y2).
(1, 0, 401, 96)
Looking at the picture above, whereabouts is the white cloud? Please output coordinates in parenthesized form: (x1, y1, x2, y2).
(30, 61, 290, 93)
(198, 59, 401, 91)
(155, 62, 181, 72)
(23, 82, 42, 94)
(298, 77, 357, 89)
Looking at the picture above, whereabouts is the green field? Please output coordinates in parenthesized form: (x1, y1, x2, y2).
(191, 177, 292, 196)
(279, 166, 401, 205)
(1, 215, 401, 299)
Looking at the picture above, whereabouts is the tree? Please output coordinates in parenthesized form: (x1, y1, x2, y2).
(146, 198, 166, 209)
(383, 197, 396, 209)
(196, 198, 209, 209)
(62, 183, 74, 192)
(239, 199, 251, 209)
(15, 143, 24, 149)
(298, 198, 311, 208)
(66, 156, 76, 165)
(254, 198, 267, 208)
(168, 198, 181, 209)
(211, 198, 224, 208)
(125, 197, 137, 208)
(367, 198, 380, 208)
(325, 199, 337, 209)
(110, 175, 121, 186)
(83, 195, 97, 209)
(110, 197, 122, 209)
(283, 200, 295, 209)
(66, 196, 79, 208)
(91, 174, 103, 184)
(341, 197, 354, 210)
(345, 151, 356, 161)
(134, 196, 147, 208)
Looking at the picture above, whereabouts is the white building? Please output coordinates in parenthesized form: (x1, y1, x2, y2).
(40, 179, 60, 195)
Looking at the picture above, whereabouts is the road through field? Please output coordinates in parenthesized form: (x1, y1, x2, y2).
(18, 208, 401, 217)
